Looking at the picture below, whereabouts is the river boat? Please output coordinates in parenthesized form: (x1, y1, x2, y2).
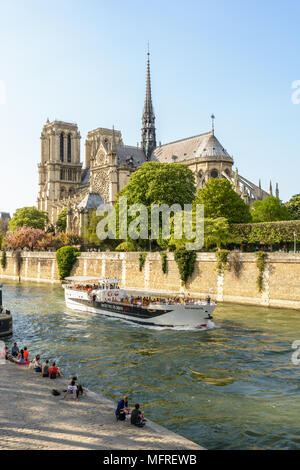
(63, 276, 217, 330)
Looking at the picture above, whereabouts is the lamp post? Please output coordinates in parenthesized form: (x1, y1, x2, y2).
(293, 231, 297, 254)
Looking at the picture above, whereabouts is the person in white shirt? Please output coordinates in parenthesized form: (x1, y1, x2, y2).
(63, 380, 78, 401)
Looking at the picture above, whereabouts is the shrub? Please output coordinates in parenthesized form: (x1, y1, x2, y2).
(56, 246, 80, 280)
(174, 248, 196, 285)
(115, 240, 138, 252)
(229, 220, 300, 246)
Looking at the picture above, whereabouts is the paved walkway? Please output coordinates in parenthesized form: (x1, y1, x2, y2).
(0, 362, 203, 450)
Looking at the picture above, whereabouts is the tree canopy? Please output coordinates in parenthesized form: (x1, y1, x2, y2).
(195, 179, 252, 224)
(9, 207, 49, 232)
(251, 196, 291, 223)
(55, 209, 67, 232)
(285, 194, 300, 220)
(116, 162, 196, 208)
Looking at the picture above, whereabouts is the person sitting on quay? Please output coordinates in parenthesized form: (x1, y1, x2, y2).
(71, 376, 85, 399)
(63, 380, 78, 401)
(42, 359, 49, 377)
(130, 404, 146, 427)
(14, 349, 26, 364)
(30, 354, 42, 372)
(48, 361, 62, 379)
(11, 342, 19, 358)
(23, 346, 29, 362)
(115, 395, 130, 420)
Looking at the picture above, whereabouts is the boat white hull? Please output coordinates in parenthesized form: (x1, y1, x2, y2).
(65, 292, 217, 330)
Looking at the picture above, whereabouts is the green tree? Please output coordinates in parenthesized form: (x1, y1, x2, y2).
(113, 162, 196, 246)
(204, 217, 231, 249)
(251, 196, 291, 222)
(117, 162, 196, 208)
(195, 179, 252, 223)
(55, 209, 67, 232)
(285, 194, 300, 220)
(9, 207, 49, 232)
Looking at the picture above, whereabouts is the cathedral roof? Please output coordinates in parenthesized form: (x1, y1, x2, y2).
(81, 167, 90, 185)
(152, 131, 233, 163)
(78, 192, 104, 210)
(116, 145, 146, 166)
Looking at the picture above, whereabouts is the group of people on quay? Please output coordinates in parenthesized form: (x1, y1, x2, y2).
(1, 342, 147, 425)
(2, 342, 83, 401)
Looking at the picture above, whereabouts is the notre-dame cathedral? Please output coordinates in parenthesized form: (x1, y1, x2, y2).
(37, 52, 277, 234)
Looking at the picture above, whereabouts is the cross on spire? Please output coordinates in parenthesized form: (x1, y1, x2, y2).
(211, 114, 215, 134)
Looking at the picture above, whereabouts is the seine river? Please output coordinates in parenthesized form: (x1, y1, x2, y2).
(2, 281, 300, 450)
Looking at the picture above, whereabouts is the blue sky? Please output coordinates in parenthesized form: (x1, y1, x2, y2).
(1, 0, 300, 216)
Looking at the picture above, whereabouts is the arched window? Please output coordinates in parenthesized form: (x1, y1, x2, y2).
(60, 133, 64, 162)
(210, 169, 218, 179)
(67, 134, 71, 162)
(60, 187, 65, 199)
(69, 188, 73, 196)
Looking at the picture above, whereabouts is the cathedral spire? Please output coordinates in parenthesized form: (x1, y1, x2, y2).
(141, 48, 156, 160)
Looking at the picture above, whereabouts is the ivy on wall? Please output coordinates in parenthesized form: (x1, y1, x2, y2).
(256, 252, 267, 293)
(56, 246, 80, 280)
(0, 250, 7, 270)
(215, 249, 229, 275)
(174, 248, 196, 285)
(160, 252, 167, 274)
(139, 253, 147, 271)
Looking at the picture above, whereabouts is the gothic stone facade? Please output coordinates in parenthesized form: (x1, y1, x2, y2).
(37, 55, 276, 235)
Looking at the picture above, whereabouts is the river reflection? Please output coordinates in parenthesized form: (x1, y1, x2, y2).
(2, 281, 300, 450)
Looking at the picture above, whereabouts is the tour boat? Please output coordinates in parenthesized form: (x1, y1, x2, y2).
(0, 285, 13, 337)
(63, 276, 217, 330)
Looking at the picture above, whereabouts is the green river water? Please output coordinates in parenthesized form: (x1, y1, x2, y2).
(1, 280, 300, 450)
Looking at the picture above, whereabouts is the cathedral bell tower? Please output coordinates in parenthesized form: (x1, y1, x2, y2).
(141, 50, 156, 160)
(37, 120, 82, 223)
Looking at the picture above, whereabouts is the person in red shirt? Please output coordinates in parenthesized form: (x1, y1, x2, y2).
(23, 347, 29, 362)
(48, 361, 62, 379)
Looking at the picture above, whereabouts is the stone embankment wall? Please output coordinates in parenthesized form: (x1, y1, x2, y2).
(0, 251, 300, 309)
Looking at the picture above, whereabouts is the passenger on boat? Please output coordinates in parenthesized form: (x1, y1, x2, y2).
(206, 295, 211, 305)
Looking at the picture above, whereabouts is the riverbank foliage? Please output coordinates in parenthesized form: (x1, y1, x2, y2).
(9, 207, 49, 232)
(229, 220, 300, 246)
(56, 246, 81, 280)
(174, 248, 196, 285)
(195, 179, 252, 223)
